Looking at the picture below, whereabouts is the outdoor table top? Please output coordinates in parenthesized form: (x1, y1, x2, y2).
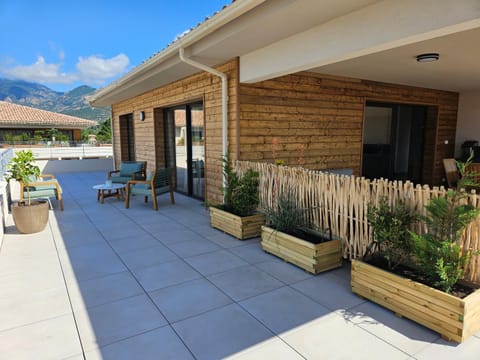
(92, 183, 126, 191)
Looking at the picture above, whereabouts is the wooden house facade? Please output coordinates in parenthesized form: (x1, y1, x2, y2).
(108, 58, 457, 203)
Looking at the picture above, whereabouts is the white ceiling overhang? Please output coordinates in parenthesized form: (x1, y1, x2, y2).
(89, 0, 480, 107)
(240, 0, 480, 93)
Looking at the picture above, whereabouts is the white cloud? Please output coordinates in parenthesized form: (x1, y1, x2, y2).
(1, 56, 76, 84)
(0, 53, 130, 86)
(76, 54, 129, 83)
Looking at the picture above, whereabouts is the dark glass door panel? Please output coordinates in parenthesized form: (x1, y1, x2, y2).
(362, 103, 426, 184)
(164, 103, 204, 199)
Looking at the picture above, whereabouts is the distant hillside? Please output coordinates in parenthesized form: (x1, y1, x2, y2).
(0, 78, 110, 122)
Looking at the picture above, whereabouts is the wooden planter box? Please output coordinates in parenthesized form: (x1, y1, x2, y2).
(209, 207, 265, 240)
(351, 259, 480, 343)
(261, 226, 342, 274)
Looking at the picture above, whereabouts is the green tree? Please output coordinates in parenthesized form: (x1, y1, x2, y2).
(82, 118, 111, 143)
(97, 118, 111, 142)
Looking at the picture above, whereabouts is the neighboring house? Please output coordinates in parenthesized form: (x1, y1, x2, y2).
(0, 100, 96, 142)
(88, 0, 480, 203)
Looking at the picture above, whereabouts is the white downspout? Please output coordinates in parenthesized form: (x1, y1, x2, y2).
(109, 109, 115, 169)
(178, 47, 228, 197)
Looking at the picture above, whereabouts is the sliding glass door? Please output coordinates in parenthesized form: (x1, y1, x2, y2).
(164, 102, 205, 199)
(362, 102, 426, 184)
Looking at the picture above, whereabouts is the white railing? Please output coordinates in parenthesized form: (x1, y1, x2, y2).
(0, 148, 14, 178)
(12, 145, 113, 160)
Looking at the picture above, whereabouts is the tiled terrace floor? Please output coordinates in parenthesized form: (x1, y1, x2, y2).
(1, 171, 480, 359)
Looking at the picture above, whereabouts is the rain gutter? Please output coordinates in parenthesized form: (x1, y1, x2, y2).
(179, 47, 228, 195)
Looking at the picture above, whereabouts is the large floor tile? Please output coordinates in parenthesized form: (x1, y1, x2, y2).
(97, 222, 148, 241)
(208, 265, 284, 301)
(229, 243, 275, 264)
(342, 301, 439, 355)
(414, 335, 480, 359)
(224, 337, 304, 359)
(0, 285, 71, 331)
(75, 294, 167, 351)
(108, 233, 161, 254)
(125, 212, 172, 226)
(56, 227, 104, 249)
(185, 249, 248, 276)
(143, 222, 190, 237)
(208, 232, 253, 248)
(118, 243, 178, 269)
(292, 272, 365, 310)
(175, 213, 209, 226)
(133, 259, 202, 292)
(150, 278, 232, 323)
(240, 286, 330, 334)
(254, 259, 313, 284)
(68, 271, 144, 310)
(191, 224, 226, 238)
(173, 303, 275, 360)
(0, 256, 65, 293)
(0, 314, 82, 360)
(281, 312, 409, 359)
(60, 242, 126, 282)
(167, 238, 221, 257)
(85, 326, 194, 360)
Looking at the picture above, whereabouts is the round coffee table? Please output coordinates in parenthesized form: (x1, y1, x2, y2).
(93, 183, 126, 204)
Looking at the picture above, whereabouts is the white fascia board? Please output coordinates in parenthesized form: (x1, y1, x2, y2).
(240, 0, 480, 83)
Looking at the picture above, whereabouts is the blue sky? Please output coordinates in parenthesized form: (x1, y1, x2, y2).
(0, 0, 230, 92)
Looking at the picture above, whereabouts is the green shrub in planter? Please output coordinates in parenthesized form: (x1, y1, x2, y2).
(220, 156, 259, 217)
(410, 155, 480, 293)
(366, 197, 416, 270)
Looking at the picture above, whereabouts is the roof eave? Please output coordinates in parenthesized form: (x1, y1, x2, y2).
(88, 0, 266, 107)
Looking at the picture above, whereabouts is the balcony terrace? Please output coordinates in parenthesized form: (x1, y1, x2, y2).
(0, 170, 479, 359)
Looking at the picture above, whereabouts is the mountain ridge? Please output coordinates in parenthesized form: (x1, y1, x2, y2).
(0, 78, 110, 122)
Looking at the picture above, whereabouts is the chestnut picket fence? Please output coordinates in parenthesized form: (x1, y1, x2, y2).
(235, 161, 480, 283)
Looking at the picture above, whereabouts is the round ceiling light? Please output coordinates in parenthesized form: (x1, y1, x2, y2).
(416, 53, 440, 62)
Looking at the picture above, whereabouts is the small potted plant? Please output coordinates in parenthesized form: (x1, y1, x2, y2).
(209, 157, 265, 240)
(5, 150, 49, 233)
(351, 157, 480, 343)
(261, 191, 342, 274)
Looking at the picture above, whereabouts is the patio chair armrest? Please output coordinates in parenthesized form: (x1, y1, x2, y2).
(39, 174, 55, 180)
(108, 170, 120, 179)
(126, 180, 149, 186)
(132, 171, 146, 180)
(26, 180, 61, 190)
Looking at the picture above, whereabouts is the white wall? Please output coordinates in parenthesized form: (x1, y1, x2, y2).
(455, 92, 480, 157)
(36, 158, 114, 174)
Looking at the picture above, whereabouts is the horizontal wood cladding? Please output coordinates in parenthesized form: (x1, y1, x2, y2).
(111, 58, 239, 203)
(239, 72, 458, 184)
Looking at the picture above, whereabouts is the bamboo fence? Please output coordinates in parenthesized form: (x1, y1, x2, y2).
(235, 161, 480, 283)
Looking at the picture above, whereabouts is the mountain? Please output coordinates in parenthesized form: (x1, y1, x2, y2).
(0, 78, 110, 122)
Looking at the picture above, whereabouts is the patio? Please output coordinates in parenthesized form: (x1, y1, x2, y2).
(1, 171, 479, 360)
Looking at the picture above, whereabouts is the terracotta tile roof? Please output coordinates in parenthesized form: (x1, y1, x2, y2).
(0, 101, 97, 129)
